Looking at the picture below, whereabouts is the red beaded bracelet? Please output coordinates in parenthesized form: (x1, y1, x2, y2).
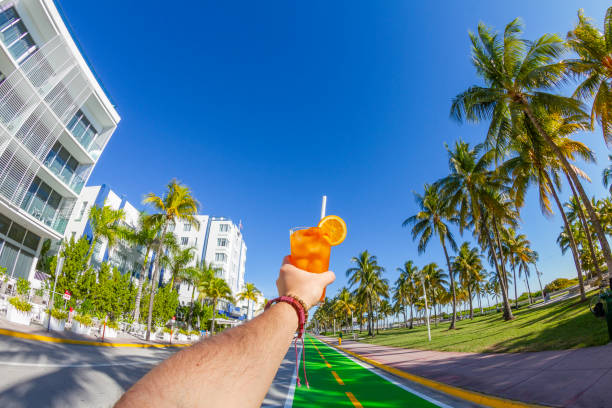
(265, 296, 309, 388)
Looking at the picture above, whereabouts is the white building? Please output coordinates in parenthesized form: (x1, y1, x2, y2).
(0, 0, 119, 284)
(65, 185, 249, 317)
(64, 185, 143, 276)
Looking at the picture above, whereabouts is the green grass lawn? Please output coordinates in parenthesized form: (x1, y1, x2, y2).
(355, 290, 609, 353)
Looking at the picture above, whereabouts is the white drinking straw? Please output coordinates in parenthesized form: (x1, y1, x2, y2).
(320, 195, 327, 220)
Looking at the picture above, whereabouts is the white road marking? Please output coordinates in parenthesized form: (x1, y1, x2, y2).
(321, 340, 453, 408)
(283, 341, 302, 408)
(0, 359, 163, 368)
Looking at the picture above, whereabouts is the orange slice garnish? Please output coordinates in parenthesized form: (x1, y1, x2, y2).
(318, 215, 347, 246)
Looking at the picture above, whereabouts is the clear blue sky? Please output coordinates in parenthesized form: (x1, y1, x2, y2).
(60, 0, 610, 301)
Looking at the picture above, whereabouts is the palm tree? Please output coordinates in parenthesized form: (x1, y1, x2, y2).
(566, 7, 612, 145)
(378, 300, 392, 329)
(452, 242, 483, 319)
(126, 213, 162, 321)
(143, 180, 200, 341)
(403, 184, 459, 329)
(199, 276, 233, 334)
(420, 262, 448, 325)
(163, 244, 196, 289)
(238, 282, 262, 320)
(333, 287, 355, 333)
(346, 251, 388, 336)
(451, 18, 612, 275)
(394, 261, 418, 328)
(501, 228, 539, 305)
(565, 196, 602, 279)
(85, 205, 126, 265)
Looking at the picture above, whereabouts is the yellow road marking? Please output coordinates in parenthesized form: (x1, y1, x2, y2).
(324, 360, 332, 368)
(317, 338, 548, 408)
(0, 328, 190, 348)
(345, 392, 363, 408)
(331, 370, 344, 385)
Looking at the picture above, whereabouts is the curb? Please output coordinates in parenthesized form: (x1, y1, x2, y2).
(0, 328, 192, 348)
(318, 338, 549, 408)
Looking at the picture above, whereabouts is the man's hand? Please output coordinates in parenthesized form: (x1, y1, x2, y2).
(276, 256, 335, 310)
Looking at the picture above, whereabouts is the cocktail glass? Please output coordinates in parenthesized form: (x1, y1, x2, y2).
(290, 226, 331, 301)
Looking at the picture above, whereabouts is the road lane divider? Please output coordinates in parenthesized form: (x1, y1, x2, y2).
(345, 392, 363, 408)
(331, 370, 344, 385)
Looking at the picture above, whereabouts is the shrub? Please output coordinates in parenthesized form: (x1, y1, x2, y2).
(16, 278, 30, 297)
(190, 330, 200, 336)
(544, 278, 578, 293)
(179, 328, 189, 335)
(162, 327, 173, 334)
(106, 320, 119, 330)
(34, 288, 44, 297)
(46, 308, 68, 320)
(9, 296, 31, 312)
(73, 314, 93, 327)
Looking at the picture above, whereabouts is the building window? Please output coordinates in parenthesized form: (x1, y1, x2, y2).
(75, 201, 88, 221)
(215, 253, 227, 262)
(67, 110, 98, 149)
(219, 224, 229, 232)
(217, 238, 228, 247)
(43, 142, 81, 188)
(181, 237, 188, 246)
(183, 223, 191, 232)
(0, 7, 37, 63)
(20, 177, 62, 228)
(168, 222, 175, 232)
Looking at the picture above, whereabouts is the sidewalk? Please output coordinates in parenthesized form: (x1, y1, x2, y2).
(0, 316, 191, 347)
(318, 336, 612, 408)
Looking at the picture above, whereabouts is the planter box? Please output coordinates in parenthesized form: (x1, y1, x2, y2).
(162, 332, 171, 342)
(103, 327, 118, 338)
(190, 335, 200, 342)
(7, 305, 31, 326)
(71, 321, 91, 336)
(43, 316, 66, 332)
(177, 333, 188, 342)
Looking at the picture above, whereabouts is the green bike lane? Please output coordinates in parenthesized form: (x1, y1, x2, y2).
(292, 335, 444, 408)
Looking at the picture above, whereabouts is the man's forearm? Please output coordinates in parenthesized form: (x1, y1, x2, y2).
(116, 302, 298, 408)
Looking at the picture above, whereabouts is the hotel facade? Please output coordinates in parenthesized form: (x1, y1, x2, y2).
(65, 185, 248, 317)
(0, 0, 119, 283)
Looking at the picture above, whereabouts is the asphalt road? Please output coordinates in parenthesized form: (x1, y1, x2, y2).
(0, 335, 176, 408)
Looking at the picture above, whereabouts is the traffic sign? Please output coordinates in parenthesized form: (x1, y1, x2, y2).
(63, 290, 71, 300)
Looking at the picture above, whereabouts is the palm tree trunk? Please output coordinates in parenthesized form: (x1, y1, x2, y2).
(441, 241, 457, 329)
(535, 263, 544, 301)
(522, 103, 612, 275)
(492, 220, 509, 293)
(566, 175, 603, 280)
(188, 284, 196, 329)
(486, 226, 514, 320)
(510, 259, 518, 308)
(468, 286, 473, 319)
(367, 298, 373, 336)
(85, 234, 98, 266)
(409, 303, 414, 329)
(545, 171, 587, 301)
(211, 298, 217, 334)
(132, 247, 151, 322)
(402, 300, 407, 328)
(146, 224, 168, 341)
(525, 276, 533, 304)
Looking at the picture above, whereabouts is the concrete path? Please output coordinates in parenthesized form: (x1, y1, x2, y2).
(262, 345, 301, 407)
(320, 336, 612, 408)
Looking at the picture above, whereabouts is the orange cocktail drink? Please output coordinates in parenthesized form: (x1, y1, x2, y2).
(289, 215, 346, 301)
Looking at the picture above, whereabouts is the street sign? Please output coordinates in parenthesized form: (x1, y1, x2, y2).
(63, 291, 71, 300)
(172, 316, 176, 321)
